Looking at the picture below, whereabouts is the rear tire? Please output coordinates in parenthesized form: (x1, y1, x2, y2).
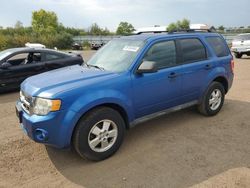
(198, 82, 225, 116)
(235, 53, 242, 59)
(73, 107, 125, 161)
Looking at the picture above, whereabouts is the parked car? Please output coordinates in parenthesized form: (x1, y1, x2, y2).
(16, 30, 234, 161)
(231, 33, 250, 58)
(91, 41, 105, 50)
(72, 42, 83, 50)
(0, 47, 83, 92)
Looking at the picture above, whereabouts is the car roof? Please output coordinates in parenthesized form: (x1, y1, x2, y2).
(3, 47, 71, 56)
(119, 32, 221, 42)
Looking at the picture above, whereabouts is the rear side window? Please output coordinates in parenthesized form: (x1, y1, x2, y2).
(179, 38, 207, 64)
(206, 37, 229, 57)
(144, 40, 176, 69)
(45, 53, 64, 61)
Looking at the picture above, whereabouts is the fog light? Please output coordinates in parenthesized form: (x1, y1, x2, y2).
(35, 129, 48, 141)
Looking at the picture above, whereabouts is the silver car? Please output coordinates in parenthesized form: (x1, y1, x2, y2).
(231, 33, 250, 58)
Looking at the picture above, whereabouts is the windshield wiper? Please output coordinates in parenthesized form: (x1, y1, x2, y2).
(85, 63, 105, 70)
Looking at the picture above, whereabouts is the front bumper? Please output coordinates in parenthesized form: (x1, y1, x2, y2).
(16, 100, 79, 148)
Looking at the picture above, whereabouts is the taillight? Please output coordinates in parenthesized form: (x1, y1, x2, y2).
(230, 59, 234, 74)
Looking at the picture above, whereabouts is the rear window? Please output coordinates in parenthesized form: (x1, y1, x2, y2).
(206, 37, 229, 57)
(179, 38, 207, 64)
(45, 53, 64, 61)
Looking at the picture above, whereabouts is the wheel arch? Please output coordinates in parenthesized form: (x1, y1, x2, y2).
(213, 76, 228, 93)
(199, 73, 229, 104)
(70, 102, 130, 147)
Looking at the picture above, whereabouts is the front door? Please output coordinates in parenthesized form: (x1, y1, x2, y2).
(131, 40, 182, 118)
(0, 52, 44, 90)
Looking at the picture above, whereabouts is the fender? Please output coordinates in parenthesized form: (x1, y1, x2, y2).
(70, 89, 133, 117)
(199, 66, 228, 102)
(57, 89, 134, 148)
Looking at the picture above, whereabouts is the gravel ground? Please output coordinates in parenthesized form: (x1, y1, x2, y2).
(0, 51, 250, 188)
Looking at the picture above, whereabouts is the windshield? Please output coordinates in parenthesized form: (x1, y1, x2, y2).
(87, 39, 145, 72)
(233, 34, 250, 41)
(0, 49, 13, 61)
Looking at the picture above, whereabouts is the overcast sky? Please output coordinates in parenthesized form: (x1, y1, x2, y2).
(0, 0, 249, 31)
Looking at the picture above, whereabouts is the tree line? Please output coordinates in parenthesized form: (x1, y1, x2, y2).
(0, 9, 136, 50)
(1, 9, 250, 51)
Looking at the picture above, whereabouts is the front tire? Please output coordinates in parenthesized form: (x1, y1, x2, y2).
(198, 82, 225, 116)
(73, 107, 125, 161)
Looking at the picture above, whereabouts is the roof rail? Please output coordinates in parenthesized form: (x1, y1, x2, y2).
(168, 28, 214, 34)
(136, 28, 215, 35)
(136, 31, 168, 35)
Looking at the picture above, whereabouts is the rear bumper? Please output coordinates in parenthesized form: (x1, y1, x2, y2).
(16, 101, 79, 148)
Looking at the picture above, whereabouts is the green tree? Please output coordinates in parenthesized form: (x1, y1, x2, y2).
(54, 32, 73, 49)
(32, 9, 58, 35)
(89, 23, 102, 35)
(0, 34, 7, 50)
(15, 21, 23, 29)
(116, 22, 135, 35)
(218, 25, 225, 31)
(101, 27, 111, 36)
(167, 18, 190, 32)
(178, 19, 190, 29)
(167, 23, 178, 32)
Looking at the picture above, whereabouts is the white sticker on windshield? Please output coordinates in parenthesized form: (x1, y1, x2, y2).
(123, 46, 140, 52)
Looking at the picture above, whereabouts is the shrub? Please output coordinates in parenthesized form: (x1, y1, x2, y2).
(0, 34, 7, 50)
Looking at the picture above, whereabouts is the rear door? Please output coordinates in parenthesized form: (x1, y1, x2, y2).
(42, 52, 65, 71)
(177, 37, 212, 103)
(42, 52, 81, 71)
(132, 40, 183, 118)
(205, 36, 233, 81)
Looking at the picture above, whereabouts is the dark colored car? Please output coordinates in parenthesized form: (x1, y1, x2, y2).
(90, 41, 105, 50)
(0, 47, 83, 92)
(72, 43, 83, 50)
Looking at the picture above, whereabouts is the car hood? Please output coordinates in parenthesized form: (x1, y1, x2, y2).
(21, 65, 116, 97)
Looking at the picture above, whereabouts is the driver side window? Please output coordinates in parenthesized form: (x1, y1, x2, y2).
(144, 40, 176, 69)
(7, 53, 29, 66)
(7, 52, 42, 66)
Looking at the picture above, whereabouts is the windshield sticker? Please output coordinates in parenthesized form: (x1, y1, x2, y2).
(123, 46, 140, 52)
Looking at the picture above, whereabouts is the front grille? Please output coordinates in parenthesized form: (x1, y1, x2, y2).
(20, 91, 32, 114)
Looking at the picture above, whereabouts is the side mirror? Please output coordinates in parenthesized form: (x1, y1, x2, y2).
(0, 62, 12, 69)
(137, 61, 157, 74)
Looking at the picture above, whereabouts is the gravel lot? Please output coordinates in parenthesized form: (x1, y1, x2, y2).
(0, 51, 250, 188)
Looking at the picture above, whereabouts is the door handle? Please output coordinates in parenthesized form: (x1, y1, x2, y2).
(205, 64, 212, 70)
(168, 72, 178, 78)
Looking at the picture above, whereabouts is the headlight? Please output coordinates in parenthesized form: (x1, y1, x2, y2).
(32, 97, 61, 116)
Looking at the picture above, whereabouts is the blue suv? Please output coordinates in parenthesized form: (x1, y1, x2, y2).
(16, 30, 234, 161)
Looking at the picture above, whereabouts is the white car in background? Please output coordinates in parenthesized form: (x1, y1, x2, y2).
(231, 33, 250, 58)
